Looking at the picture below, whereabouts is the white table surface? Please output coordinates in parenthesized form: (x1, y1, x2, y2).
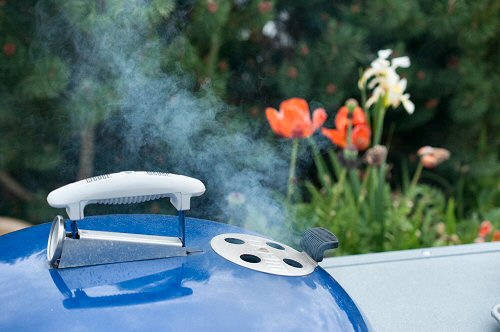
(322, 242, 500, 332)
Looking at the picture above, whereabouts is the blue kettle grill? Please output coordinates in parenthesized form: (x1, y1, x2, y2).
(0, 171, 371, 331)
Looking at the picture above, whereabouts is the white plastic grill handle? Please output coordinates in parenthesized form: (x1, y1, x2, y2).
(47, 171, 206, 220)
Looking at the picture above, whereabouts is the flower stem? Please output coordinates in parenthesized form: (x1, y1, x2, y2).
(348, 169, 361, 199)
(332, 169, 346, 204)
(206, 33, 221, 79)
(410, 161, 424, 191)
(373, 97, 386, 146)
(307, 138, 330, 188)
(287, 139, 300, 202)
(358, 165, 371, 207)
(360, 84, 369, 126)
(376, 163, 386, 251)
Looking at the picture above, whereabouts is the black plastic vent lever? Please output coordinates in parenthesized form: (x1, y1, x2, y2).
(300, 228, 339, 262)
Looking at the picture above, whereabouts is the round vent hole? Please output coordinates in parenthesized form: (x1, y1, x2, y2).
(240, 254, 261, 264)
(225, 237, 245, 245)
(283, 258, 303, 268)
(266, 242, 285, 250)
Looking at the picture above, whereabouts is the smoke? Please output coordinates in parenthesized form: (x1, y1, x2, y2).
(35, 1, 291, 236)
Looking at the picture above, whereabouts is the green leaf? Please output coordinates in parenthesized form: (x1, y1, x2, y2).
(17, 56, 70, 99)
(68, 79, 117, 126)
(60, 1, 97, 32)
(24, 144, 62, 171)
(153, 0, 175, 18)
(445, 198, 457, 234)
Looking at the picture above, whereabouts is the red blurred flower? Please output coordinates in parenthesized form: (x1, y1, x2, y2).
(447, 55, 460, 69)
(493, 231, 500, 242)
(322, 103, 371, 150)
(258, 1, 273, 14)
(266, 98, 327, 139)
(326, 83, 337, 94)
(207, 0, 218, 13)
(351, 4, 361, 13)
(417, 70, 426, 80)
(351, 125, 371, 151)
(3, 43, 16, 57)
(479, 220, 493, 238)
(287, 66, 299, 78)
(425, 98, 439, 109)
(218, 60, 229, 71)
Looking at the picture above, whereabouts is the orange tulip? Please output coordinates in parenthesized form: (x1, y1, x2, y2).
(493, 231, 500, 242)
(351, 125, 371, 151)
(321, 127, 346, 148)
(266, 98, 327, 139)
(322, 104, 371, 151)
(479, 220, 493, 238)
(334, 105, 368, 132)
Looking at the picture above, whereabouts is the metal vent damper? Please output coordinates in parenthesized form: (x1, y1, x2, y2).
(211, 228, 339, 277)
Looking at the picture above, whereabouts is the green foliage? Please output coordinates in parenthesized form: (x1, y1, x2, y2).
(291, 147, 479, 255)
(60, 0, 176, 31)
(149, 0, 176, 23)
(59, 1, 100, 31)
(69, 79, 117, 126)
(17, 56, 70, 99)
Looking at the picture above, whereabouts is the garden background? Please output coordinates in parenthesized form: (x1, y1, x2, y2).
(0, 0, 499, 254)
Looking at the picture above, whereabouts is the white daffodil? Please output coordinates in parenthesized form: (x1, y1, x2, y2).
(359, 49, 414, 114)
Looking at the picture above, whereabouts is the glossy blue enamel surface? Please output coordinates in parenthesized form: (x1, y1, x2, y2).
(0, 215, 371, 331)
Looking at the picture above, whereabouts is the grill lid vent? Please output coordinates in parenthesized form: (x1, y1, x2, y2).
(211, 233, 317, 276)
